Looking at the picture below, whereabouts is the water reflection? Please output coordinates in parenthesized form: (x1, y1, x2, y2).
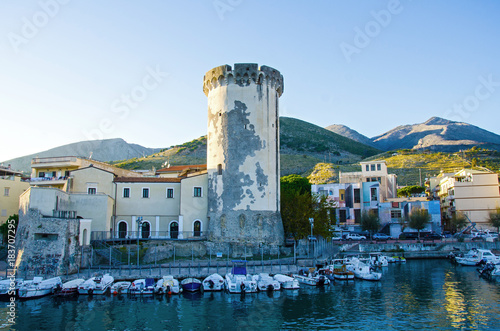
(3, 260, 500, 330)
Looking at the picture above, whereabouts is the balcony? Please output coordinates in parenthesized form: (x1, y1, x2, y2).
(29, 176, 69, 186)
(31, 156, 80, 168)
(91, 230, 209, 242)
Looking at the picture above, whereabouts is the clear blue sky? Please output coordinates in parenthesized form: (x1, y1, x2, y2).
(1, 0, 500, 162)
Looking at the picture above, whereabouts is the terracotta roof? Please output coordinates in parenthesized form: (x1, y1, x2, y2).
(114, 177, 181, 183)
(157, 164, 207, 172)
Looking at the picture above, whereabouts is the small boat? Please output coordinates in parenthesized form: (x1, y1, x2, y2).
(328, 260, 355, 281)
(93, 274, 114, 295)
(293, 269, 330, 286)
(455, 249, 500, 266)
(273, 274, 300, 290)
(18, 276, 62, 299)
(225, 260, 258, 294)
(345, 258, 382, 281)
(129, 278, 155, 295)
(0, 278, 24, 300)
(180, 278, 202, 292)
(388, 256, 406, 263)
(78, 274, 114, 295)
(111, 281, 131, 295)
(154, 276, 181, 294)
(369, 253, 389, 267)
(252, 273, 280, 291)
(478, 262, 500, 280)
(55, 278, 85, 297)
(202, 274, 225, 291)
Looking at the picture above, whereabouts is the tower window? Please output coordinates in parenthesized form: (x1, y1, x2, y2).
(194, 187, 202, 197)
(142, 188, 150, 198)
(217, 164, 222, 175)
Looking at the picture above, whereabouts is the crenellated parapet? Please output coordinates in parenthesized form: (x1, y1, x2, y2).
(203, 63, 284, 97)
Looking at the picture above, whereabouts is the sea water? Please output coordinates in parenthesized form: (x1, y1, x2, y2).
(2, 259, 500, 330)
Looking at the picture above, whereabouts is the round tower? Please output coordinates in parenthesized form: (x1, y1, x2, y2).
(203, 63, 284, 245)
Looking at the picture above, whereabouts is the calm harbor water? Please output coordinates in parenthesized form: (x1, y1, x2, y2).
(2, 259, 500, 330)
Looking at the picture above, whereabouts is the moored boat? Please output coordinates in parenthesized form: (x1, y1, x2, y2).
(252, 273, 281, 291)
(180, 278, 202, 292)
(455, 248, 500, 266)
(202, 274, 225, 292)
(225, 260, 257, 294)
(273, 274, 300, 290)
(154, 276, 181, 294)
(0, 278, 24, 301)
(93, 274, 114, 295)
(111, 281, 131, 295)
(129, 278, 155, 295)
(345, 258, 382, 281)
(329, 259, 355, 281)
(293, 269, 330, 286)
(18, 276, 62, 299)
(55, 278, 85, 297)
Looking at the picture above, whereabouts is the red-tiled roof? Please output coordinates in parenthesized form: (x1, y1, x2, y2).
(157, 164, 207, 172)
(114, 177, 181, 183)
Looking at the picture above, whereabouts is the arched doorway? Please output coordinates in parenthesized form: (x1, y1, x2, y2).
(141, 221, 150, 239)
(118, 221, 127, 238)
(193, 220, 201, 237)
(83, 229, 88, 245)
(170, 222, 179, 239)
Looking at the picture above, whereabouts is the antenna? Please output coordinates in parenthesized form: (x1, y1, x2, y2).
(89, 152, 93, 160)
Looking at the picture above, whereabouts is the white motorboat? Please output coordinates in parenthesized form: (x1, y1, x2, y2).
(293, 269, 330, 286)
(154, 276, 181, 294)
(273, 274, 300, 289)
(93, 274, 114, 295)
(18, 276, 62, 299)
(252, 273, 281, 291)
(478, 262, 500, 279)
(129, 278, 155, 295)
(111, 281, 131, 295)
(202, 273, 225, 291)
(55, 278, 85, 297)
(369, 253, 389, 267)
(225, 261, 257, 294)
(345, 258, 382, 281)
(0, 278, 24, 300)
(78, 274, 114, 295)
(455, 249, 500, 266)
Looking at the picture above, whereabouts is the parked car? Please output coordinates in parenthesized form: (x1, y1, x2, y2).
(345, 233, 366, 241)
(399, 232, 419, 240)
(332, 234, 343, 241)
(373, 233, 391, 241)
(423, 232, 442, 240)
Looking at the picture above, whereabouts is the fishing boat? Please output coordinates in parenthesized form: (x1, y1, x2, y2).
(110, 281, 131, 295)
(55, 278, 85, 297)
(478, 262, 500, 279)
(0, 278, 24, 300)
(129, 278, 155, 295)
(369, 253, 389, 267)
(252, 273, 281, 291)
(202, 274, 225, 292)
(154, 276, 181, 294)
(455, 249, 500, 266)
(224, 260, 257, 294)
(387, 256, 406, 263)
(273, 274, 300, 289)
(180, 278, 202, 292)
(18, 276, 62, 299)
(328, 259, 355, 281)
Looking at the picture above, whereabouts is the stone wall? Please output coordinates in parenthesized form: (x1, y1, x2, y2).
(15, 208, 82, 276)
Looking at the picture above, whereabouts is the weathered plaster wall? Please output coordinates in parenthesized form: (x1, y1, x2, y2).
(203, 63, 284, 244)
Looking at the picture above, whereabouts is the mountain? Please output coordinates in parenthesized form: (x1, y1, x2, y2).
(1, 138, 161, 173)
(371, 117, 500, 152)
(324, 124, 377, 148)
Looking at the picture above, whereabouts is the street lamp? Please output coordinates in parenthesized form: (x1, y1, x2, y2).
(136, 217, 143, 266)
(309, 218, 314, 238)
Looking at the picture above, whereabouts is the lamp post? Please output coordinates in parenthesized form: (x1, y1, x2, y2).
(136, 217, 143, 266)
(309, 218, 314, 264)
(309, 218, 314, 238)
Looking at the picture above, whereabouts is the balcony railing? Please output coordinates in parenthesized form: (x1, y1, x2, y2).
(31, 156, 77, 164)
(29, 176, 69, 182)
(91, 230, 209, 241)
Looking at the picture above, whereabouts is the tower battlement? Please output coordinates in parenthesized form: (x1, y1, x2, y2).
(203, 63, 284, 97)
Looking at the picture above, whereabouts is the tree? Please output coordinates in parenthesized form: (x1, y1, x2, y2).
(408, 208, 431, 241)
(450, 212, 468, 233)
(488, 207, 500, 233)
(280, 175, 333, 239)
(360, 211, 380, 239)
(397, 185, 425, 198)
(0, 214, 18, 244)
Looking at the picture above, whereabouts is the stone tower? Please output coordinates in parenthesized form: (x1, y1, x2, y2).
(203, 63, 284, 245)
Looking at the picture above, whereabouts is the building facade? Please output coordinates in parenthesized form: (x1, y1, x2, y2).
(0, 165, 29, 224)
